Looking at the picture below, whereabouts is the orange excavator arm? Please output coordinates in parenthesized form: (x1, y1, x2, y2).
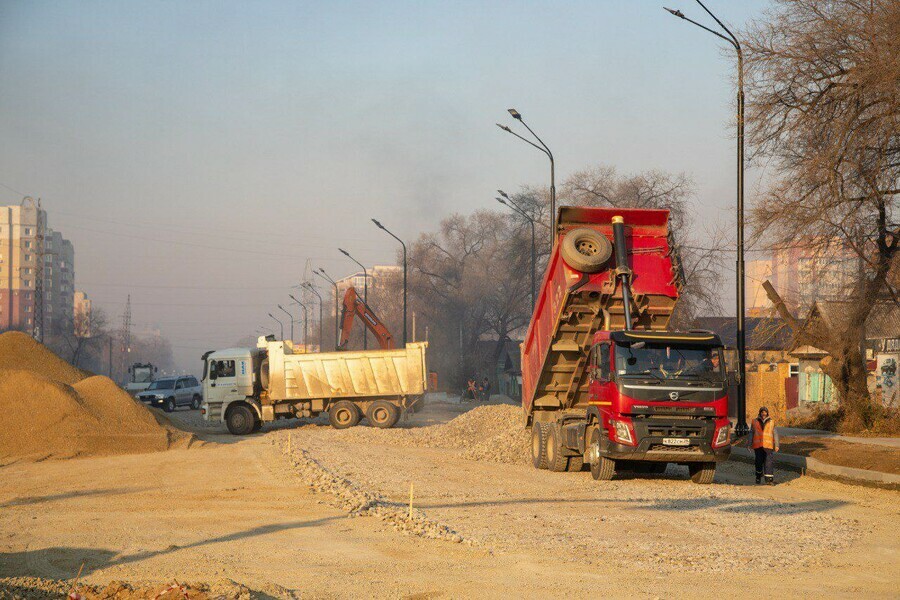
(338, 286, 396, 350)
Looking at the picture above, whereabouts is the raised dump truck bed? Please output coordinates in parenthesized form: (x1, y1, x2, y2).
(521, 207, 680, 422)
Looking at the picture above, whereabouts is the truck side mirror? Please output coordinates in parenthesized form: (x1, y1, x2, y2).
(209, 364, 218, 380)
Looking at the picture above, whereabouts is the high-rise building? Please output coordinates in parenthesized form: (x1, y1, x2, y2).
(0, 198, 75, 335)
(74, 290, 92, 337)
(745, 240, 858, 317)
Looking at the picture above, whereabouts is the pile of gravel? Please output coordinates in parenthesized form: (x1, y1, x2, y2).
(277, 435, 467, 544)
(315, 404, 529, 465)
(0, 577, 258, 600)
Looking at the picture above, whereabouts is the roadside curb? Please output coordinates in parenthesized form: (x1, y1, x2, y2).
(729, 446, 900, 485)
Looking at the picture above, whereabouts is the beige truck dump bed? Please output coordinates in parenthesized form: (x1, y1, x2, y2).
(263, 340, 428, 403)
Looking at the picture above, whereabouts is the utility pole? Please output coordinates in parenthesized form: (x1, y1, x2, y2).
(122, 294, 132, 381)
(315, 268, 340, 351)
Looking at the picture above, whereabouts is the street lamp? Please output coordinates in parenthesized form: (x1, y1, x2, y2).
(277, 304, 294, 341)
(268, 313, 283, 340)
(497, 190, 536, 311)
(664, 0, 748, 436)
(315, 268, 340, 350)
(497, 108, 556, 248)
(372, 218, 407, 346)
(302, 281, 324, 352)
(339, 248, 369, 350)
(288, 295, 308, 348)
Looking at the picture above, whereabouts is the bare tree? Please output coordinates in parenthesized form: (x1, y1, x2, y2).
(563, 165, 728, 326)
(744, 0, 900, 429)
(410, 210, 531, 389)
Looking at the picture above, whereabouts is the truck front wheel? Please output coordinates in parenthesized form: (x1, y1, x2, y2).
(226, 404, 256, 435)
(589, 428, 616, 481)
(689, 463, 716, 485)
(530, 423, 548, 469)
(329, 401, 361, 429)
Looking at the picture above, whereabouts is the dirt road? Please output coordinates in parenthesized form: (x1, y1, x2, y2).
(2, 401, 898, 598)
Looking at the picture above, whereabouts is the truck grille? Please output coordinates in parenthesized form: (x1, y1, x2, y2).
(648, 444, 702, 453)
(646, 424, 704, 437)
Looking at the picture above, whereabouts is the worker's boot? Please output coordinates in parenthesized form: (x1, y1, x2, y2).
(765, 476, 774, 486)
(755, 475, 762, 484)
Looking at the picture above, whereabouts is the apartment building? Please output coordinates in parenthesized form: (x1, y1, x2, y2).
(333, 265, 401, 315)
(0, 198, 75, 335)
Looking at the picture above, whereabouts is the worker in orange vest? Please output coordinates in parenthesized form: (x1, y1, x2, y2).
(748, 406, 780, 485)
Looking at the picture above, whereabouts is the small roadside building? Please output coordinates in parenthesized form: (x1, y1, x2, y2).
(789, 301, 900, 409)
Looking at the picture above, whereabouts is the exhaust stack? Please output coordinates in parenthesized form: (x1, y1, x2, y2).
(611, 216, 633, 330)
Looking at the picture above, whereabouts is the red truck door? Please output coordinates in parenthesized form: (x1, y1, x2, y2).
(589, 342, 615, 410)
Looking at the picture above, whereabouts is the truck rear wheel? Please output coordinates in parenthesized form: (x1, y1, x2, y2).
(545, 423, 569, 472)
(689, 463, 716, 485)
(226, 404, 256, 435)
(589, 428, 616, 481)
(367, 400, 400, 429)
(530, 423, 548, 470)
(560, 228, 613, 273)
(329, 401, 361, 429)
(566, 456, 585, 472)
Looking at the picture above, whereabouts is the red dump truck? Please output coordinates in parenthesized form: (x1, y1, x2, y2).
(522, 207, 731, 484)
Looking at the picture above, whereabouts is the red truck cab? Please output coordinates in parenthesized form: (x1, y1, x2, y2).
(587, 330, 731, 471)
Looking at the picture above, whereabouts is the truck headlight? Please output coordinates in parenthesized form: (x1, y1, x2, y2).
(713, 424, 730, 448)
(610, 419, 633, 445)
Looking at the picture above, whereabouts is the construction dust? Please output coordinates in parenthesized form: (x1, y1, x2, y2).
(0, 334, 194, 463)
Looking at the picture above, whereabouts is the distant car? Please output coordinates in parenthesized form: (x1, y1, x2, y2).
(137, 376, 203, 412)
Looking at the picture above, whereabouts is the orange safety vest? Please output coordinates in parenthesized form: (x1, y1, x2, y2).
(751, 418, 776, 449)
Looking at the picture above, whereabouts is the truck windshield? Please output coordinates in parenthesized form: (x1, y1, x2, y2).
(616, 343, 724, 382)
(147, 379, 175, 390)
(133, 369, 152, 383)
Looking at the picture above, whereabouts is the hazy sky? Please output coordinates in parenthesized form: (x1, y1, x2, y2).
(0, 0, 771, 369)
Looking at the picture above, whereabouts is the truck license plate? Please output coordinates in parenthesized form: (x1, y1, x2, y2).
(663, 438, 690, 446)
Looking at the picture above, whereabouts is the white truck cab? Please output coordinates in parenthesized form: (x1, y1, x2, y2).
(201, 346, 263, 429)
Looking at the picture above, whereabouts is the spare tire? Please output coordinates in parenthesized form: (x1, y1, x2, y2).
(560, 228, 613, 273)
(259, 358, 270, 390)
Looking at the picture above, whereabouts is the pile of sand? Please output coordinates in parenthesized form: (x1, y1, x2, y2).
(0, 334, 193, 463)
(0, 331, 87, 384)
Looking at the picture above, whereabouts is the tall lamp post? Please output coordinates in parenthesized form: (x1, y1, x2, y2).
(302, 281, 324, 352)
(372, 218, 407, 345)
(497, 108, 556, 248)
(339, 248, 369, 350)
(497, 190, 536, 311)
(315, 268, 340, 350)
(268, 313, 283, 340)
(288, 295, 308, 348)
(277, 305, 294, 341)
(664, 1, 748, 436)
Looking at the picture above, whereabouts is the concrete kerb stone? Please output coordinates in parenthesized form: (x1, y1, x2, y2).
(730, 446, 900, 485)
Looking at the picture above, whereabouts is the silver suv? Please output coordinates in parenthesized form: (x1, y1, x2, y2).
(137, 376, 203, 412)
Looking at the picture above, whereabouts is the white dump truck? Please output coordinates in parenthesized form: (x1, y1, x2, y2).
(201, 336, 428, 434)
